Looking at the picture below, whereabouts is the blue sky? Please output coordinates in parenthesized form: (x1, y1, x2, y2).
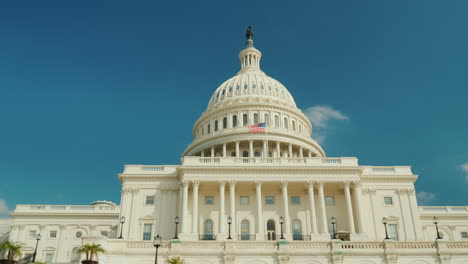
(0, 0, 467, 217)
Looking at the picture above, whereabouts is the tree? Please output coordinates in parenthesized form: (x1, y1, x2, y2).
(166, 257, 185, 264)
(0, 241, 22, 261)
(78, 244, 105, 261)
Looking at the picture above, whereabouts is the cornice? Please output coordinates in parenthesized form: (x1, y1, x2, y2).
(10, 212, 120, 217)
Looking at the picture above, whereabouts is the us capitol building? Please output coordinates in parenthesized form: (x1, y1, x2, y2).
(4, 28, 468, 264)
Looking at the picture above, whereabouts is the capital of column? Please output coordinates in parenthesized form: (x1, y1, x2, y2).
(229, 180, 236, 187)
(219, 180, 226, 187)
(192, 181, 200, 187)
(343, 181, 351, 188)
(317, 181, 325, 188)
(182, 181, 190, 187)
(306, 181, 315, 189)
(281, 180, 288, 188)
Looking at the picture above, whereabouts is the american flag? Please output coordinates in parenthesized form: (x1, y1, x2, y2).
(249, 122, 266, 133)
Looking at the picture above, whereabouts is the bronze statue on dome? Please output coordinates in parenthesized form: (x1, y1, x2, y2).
(246, 26, 254, 40)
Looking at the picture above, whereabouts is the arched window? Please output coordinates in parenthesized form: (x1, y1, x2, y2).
(223, 117, 227, 129)
(215, 120, 219, 131)
(292, 120, 296, 131)
(243, 114, 248, 126)
(70, 247, 80, 262)
(243, 151, 249, 157)
(284, 118, 288, 129)
(254, 113, 259, 124)
(232, 115, 238, 127)
(207, 124, 211, 134)
(254, 151, 261, 157)
(240, 220, 250, 240)
(274, 116, 279, 127)
(267, 220, 276, 240)
(204, 220, 214, 240)
(292, 220, 302, 240)
(264, 114, 269, 125)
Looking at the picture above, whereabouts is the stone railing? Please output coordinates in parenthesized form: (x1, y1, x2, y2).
(182, 156, 359, 167)
(123, 165, 178, 174)
(14, 204, 120, 214)
(361, 166, 413, 176)
(419, 206, 468, 215)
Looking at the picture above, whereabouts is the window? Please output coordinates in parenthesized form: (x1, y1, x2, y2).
(388, 224, 399, 241)
(265, 196, 275, 205)
(207, 124, 211, 134)
(274, 116, 279, 127)
(223, 117, 227, 129)
(100, 231, 108, 237)
(205, 196, 214, 205)
(215, 120, 218, 131)
(229, 87, 232, 93)
(145, 196, 155, 205)
(75, 231, 83, 239)
(49, 231, 57, 238)
(243, 151, 249, 157)
(292, 120, 296, 131)
(244, 84, 248, 89)
(292, 220, 302, 240)
(254, 113, 259, 124)
(232, 115, 237, 127)
(384, 197, 394, 205)
(203, 220, 214, 240)
(461, 232, 468, 238)
(143, 223, 152, 241)
(243, 114, 248, 126)
(71, 247, 80, 262)
(325, 196, 335, 205)
(254, 151, 261, 157)
(264, 114, 269, 125)
(291, 196, 300, 205)
(45, 253, 54, 263)
(240, 220, 250, 240)
(284, 118, 288, 129)
(29, 230, 37, 238)
(240, 196, 249, 205)
(267, 220, 276, 240)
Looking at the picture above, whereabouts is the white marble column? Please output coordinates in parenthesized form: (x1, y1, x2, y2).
(201, 151, 205, 157)
(288, 143, 293, 157)
(299, 147, 303, 157)
(317, 181, 328, 234)
(308, 151, 312, 157)
(235, 141, 240, 158)
(263, 140, 267, 157)
(307, 181, 318, 234)
(222, 143, 227, 157)
(249, 140, 254, 158)
(344, 181, 356, 234)
(229, 181, 236, 236)
(256, 181, 264, 240)
(192, 181, 199, 235)
(181, 181, 189, 234)
(276, 141, 281, 158)
(211, 146, 215, 157)
(219, 181, 226, 235)
(281, 181, 291, 237)
(353, 182, 365, 234)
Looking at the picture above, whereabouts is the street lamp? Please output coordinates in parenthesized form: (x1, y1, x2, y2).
(382, 217, 390, 240)
(433, 217, 442, 240)
(153, 234, 161, 264)
(173, 216, 180, 239)
(118, 216, 126, 239)
(279, 216, 285, 239)
(330, 217, 337, 239)
(32, 233, 41, 263)
(227, 216, 232, 239)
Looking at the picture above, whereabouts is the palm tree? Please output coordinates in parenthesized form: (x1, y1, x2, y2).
(0, 241, 23, 262)
(78, 243, 105, 262)
(166, 257, 185, 264)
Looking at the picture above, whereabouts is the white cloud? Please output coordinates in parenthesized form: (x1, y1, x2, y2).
(0, 199, 9, 216)
(416, 192, 436, 205)
(461, 163, 468, 182)
(303, 105, 349, 143)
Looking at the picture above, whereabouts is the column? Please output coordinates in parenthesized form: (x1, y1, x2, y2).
(256, 181, 264, 239)
(353, 183, 365, 234)
(192, 181, 199, 235)
(276, 141, 280, 158)
(281, 181, 291, 237)
(263, 140, 267, 157)
(249, 140, 254, 158)
(308, 151, 312, 157)
(344, 181, 356, 234)
(299, 147, 303, 157)
(235, 141, 240, 158)
(288, 143, 293, 157)
(223, 143, 227, 157)
(307, 181, 318, 234)
(181, 181, 189, 234)
(219, 181, 226, 235)
(229, 181, 236, 236)
(211, 146, 215, 157)
(317, 181, 328, 234)
(201, 150, 205, 157)
(407, 189, 423, 240)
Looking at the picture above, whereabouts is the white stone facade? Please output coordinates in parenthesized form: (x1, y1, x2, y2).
(6, 29, 468, 264)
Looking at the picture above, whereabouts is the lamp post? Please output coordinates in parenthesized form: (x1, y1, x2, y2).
(118, 216, 126, 239)
(330, 217, 337, 239)
(382, 217, 390, 240)
(173, 216, 179, 239)
(227, 216, 232, 239)
(433, 217, 442, 240)
(32, 233, 41, 263)
(153, 234, 161, 264)
(279, 216, 285, 239)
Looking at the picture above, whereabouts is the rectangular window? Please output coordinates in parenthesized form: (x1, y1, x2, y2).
(265, 196, 275, 205)
(461, 232, 468, 238)
(100, 231, 108, 237)
(223, 117, 227, 129)
(384, 197, 394, 205)
(240, 196, 249, 205)
(205, 196, 214, 205)
(325, 196, 335, 205)
(291, 196, 300, 205)
(145, 196, 155, 205)
(49, 231, 57, 238)
(388, 224, 399, 241)
(143, 224, 153, 241)
(207, 124, 211, 134)
(29, 231, 37, 238)
(243, 114, 248, 126)
(45, 253, 54, 263)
